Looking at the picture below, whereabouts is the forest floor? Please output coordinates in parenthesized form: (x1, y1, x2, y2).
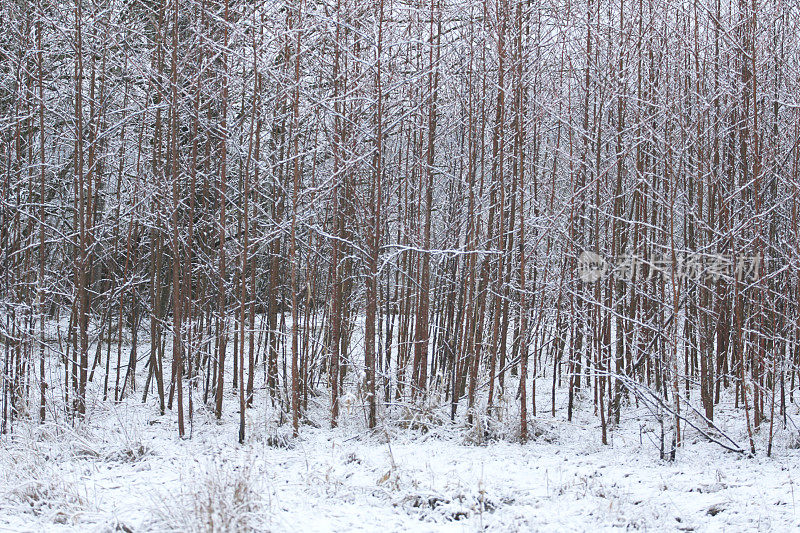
(2, 369, 800, 532)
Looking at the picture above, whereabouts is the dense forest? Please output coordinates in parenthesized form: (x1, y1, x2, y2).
(1, 0, 799, 462)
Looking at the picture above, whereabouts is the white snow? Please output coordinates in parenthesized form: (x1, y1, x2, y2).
(2, 377, 799, 532)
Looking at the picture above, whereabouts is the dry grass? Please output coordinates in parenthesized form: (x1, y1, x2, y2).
(150, 461, 265, 532)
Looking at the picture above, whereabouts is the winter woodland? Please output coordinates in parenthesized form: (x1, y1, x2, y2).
(1, 0, 800, 530)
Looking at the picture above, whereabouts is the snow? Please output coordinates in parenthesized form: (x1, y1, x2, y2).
(2, 379, 799, 532)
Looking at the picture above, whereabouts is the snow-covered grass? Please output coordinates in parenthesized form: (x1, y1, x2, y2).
(2, 378, 800, 532)
(2, 322, 800, 531)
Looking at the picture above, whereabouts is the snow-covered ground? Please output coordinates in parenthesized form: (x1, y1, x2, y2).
(2, 378, 799, 532)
